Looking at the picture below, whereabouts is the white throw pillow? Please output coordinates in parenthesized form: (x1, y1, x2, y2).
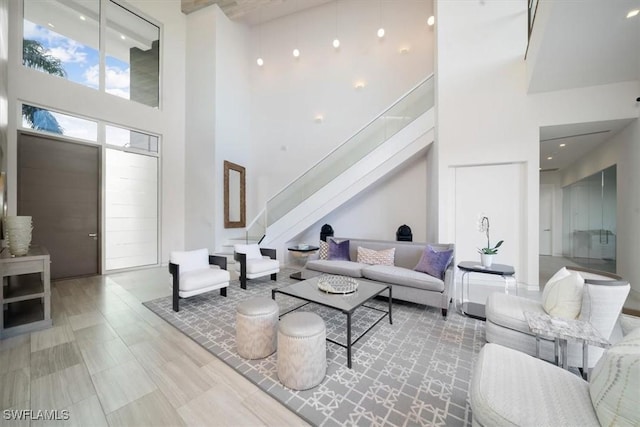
(589, 327, 640, 426)
(541, 267, 571, 302)
(542, 270, 585, 319)
(170, 248, 209, 274)
(234, 244, 262, 260)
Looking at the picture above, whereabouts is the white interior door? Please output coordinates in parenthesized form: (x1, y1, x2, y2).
(539, 184, 553, 256)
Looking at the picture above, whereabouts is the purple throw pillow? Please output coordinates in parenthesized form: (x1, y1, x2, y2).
(414, 245, 453, 279)
(328, 239, 350, 261)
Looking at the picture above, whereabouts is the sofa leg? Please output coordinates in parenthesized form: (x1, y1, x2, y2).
(271, 273, 277, 281)
(220, 287, 227, 297)
(441, 308, 448, 318)
(240, 276, 247, 290)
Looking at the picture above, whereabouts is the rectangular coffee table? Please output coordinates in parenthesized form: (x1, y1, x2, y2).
(272, 276, 392, 368)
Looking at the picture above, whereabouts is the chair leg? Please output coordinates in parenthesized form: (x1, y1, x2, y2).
(173, 289, 179, 312)
(240, 276, 247, 290)
(441, 308, 448, 318)
(271, 273, 277, 281)
(220, 287, 227, 297)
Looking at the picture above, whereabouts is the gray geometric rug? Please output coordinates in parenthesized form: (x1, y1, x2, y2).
(143, 268, 486, 426)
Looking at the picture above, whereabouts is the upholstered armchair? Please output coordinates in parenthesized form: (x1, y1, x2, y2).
(234, 244, 280, 289)
(485, 266, 630, 368)
(169, 248, 230, 312)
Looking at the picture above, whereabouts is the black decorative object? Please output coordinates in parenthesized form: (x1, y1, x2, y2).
(320, 224, 334, 242)
(396, 224, 413, 242)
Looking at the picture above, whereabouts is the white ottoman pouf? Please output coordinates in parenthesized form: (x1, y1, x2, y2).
(277, 312, 326, 390)
(236, 297, 279, 359)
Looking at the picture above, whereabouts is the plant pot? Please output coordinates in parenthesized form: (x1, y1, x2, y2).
(4, 216, 33, 256)
(480, 253, 493, 268)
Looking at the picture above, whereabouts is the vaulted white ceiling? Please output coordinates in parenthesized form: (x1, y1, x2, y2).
(181, 0, 333, 24)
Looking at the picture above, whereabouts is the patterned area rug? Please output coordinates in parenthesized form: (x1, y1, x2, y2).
(143, 268, 486, 426)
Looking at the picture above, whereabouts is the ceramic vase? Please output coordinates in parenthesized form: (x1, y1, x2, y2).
(480, 253, 493, 268)
(4, 216, 33, 256)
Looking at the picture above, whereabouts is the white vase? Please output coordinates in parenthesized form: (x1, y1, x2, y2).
(480, 253, 493, 268)
(4, 216, 33, 256)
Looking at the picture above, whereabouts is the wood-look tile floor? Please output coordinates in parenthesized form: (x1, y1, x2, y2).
(0, 267, 308, 427)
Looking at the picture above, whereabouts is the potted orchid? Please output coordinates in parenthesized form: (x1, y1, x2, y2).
(477, 214, 503, 267)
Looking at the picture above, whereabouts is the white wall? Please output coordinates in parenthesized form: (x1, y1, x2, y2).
(436, 0, 538, 286)
(292, 150, 429, 255)
(0, 0, 7, 177)
(7, 0, 186, 264)
(248, 0, 434, 219)
(560, 116, 640, 300)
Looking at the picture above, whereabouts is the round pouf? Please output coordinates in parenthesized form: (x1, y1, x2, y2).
(277, 312, 326, 390)
(236, 297, 279, 359)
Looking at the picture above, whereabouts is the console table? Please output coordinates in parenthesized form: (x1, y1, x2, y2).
(1, 246, 52, 338)
(457, 261, 516, 320)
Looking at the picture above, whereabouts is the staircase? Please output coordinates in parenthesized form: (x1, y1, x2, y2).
(245, 74, 435, 255)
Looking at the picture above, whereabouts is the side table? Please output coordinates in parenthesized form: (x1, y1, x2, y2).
(524, 311, 610, 380)
(1, 246, 52, 338)
(457, 261, 515, 320)
(287, 245, 319, 280)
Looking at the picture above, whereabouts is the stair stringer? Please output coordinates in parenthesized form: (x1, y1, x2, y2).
(262, 107, 435, 255)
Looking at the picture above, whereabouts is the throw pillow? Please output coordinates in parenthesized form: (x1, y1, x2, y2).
(234, 243, 262, 260)
(414, 245, 454, 279)
(589, 327, 640, 427)
(356, 246, 395, 266)
(541, 267, 571, 302)
(319, 240, 329, 260)
(328, 239, 350, 261)
(541, 271, 584, 319)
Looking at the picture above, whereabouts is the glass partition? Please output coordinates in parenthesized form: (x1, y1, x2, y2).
(562, 165, 616, 272)
(262, 76, 434, 231)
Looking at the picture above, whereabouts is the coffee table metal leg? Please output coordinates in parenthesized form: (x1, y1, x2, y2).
(388, 286, 393, 324)
(347, 313, 352, 369)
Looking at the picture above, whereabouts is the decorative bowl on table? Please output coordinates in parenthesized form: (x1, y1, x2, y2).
(317, 275, 359, 294)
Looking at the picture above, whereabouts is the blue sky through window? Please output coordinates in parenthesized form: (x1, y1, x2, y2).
(23, 20, 130, 98)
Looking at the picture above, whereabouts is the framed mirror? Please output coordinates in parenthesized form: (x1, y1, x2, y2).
(224, 160, 246, 228)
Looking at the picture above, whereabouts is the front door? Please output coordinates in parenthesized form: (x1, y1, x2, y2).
(18, 132, 100, 279)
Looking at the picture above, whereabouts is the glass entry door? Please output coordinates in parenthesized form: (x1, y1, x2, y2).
(562, 165, 616, 272)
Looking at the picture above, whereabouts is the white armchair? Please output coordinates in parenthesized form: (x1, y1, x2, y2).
(234, 244, 279, 289)
(485, 266, 630, 368)
(169, 248, 230, 312)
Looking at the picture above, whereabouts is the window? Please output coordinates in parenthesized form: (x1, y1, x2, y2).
(21, 104, 98, 142)
(23, 0, 160, 108)
(106, 124, 159, 153)
(23, 0, 100, 89)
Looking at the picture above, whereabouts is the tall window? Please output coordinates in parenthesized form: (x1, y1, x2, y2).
(23, 0, 160, 108)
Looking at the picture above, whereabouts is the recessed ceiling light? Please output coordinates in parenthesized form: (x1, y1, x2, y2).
(399, 46, 410, 54)
(354, 81, 366, 90)
(256, 57, 264, 67)
(377, 28, 385, 38)
(333, 39, 340, 49)
(293, 48, 300, 58)
(120, 35, 126, 40)
(427, 16, 435, 26)
(627, 9, 639, 18)
(559, 143, 566, 147)
(314, 115, 324, 123)
(79, 15, 86, 21)
(547, 156, 553, 160)
(47, 22, 55, 28)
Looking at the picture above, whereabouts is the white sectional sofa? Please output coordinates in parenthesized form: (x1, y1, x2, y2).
(304, 238, 455, 317)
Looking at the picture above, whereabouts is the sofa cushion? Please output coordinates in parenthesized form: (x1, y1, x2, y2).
(356, 246, 395, 266)
(471, 343, 600, 427)
(362, 265, 444, 292)
(542, 270, 584, 319)
(170, 248, 209, 274)
(305, 260, 364, 277)
(414, 245, 453, 279)
(234, 244, 263, 260)
(328, 239, 350, 261)
(486, 292, 547, 333)
(589, 328, 640, 427)
(235, 257, 279, 275)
